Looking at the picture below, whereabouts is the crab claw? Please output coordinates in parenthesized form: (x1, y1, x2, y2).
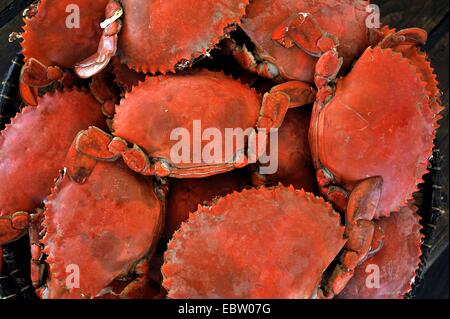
(0, 212, 30, 245)
(272, 12, 337, 57)
(346, 176, 383, 224)
(76, 127, 117, 161)
(270, 81, 316, 108)
(66, 127, 118, 183)
(380, 28, 428, 50)
(257, 80, 316, 130)
(314, 49, 343, 88)
(19, 58, 63, 106)
(75, 0, 123, 78)
(19, 82, 39, 107)
(66, 135, 98, 184)
(257, 91, 290, 129)
(321, 177, 384, 297)
(75, 35, 118, 79)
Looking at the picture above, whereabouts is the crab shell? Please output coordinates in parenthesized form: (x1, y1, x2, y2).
(240, 0, 370, 82)
(309, 46, 443, 218)
(113, 70, 261, 177)
(263, 107, 316, 192)
(39, 161, 164, 299)
(118, 0, 249, 73)
(162, 185, 346, 298)
(164, 170, 249, 238)
(0, 90, 105, 243)
(338, 204, 423, 299)
(22, 0, 109, 69)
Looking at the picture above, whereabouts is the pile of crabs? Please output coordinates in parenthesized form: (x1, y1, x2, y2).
(0, 0, 444, 299)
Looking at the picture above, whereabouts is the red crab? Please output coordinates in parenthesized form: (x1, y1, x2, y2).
(310, 27, 441, 214)
(29, 149, 165, 298)
(229, 0, 372, 83)
(308, 27, 441, 296)
(76, 0, 250, 77)
(71, 70, 315, 179)
(0, 89, 105, 247)
(338, 203, 423, 299)
(253, 106, 316, 192)
(19, 0, 110, 105)
(164, 170, 250, 238)
(162, 185, 348, 298)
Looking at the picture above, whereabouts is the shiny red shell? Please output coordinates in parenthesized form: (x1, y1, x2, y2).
(0, 90, 104, 219)
(162, 186, 345, 298)
(40, 161, 163, 299)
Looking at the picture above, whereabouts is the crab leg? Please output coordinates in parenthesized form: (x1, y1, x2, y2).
(19, 58, 76, 106)
(75, 0, 123, 79)
(379, 28, 427, 50)
(69, 126, 173, 178)
(320, 177, 384, 298)
(312, 50, 384, 297)
(258, 81, 316, 129)
(272, 12, 338, 57)
(227, 41, 281, 80)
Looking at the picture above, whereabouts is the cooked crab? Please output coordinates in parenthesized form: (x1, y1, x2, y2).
(75, 0, 250, 77)
(310, 26, 441, 216)
(0, 89, 105, 247)
(30, 149, 165, 298)
(162, 186, 347, 298)
(70, 70, 315, 179)
(228, 0, 372, 83)
(19, 0, 110, 105)
(307, 27, 441, 296)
